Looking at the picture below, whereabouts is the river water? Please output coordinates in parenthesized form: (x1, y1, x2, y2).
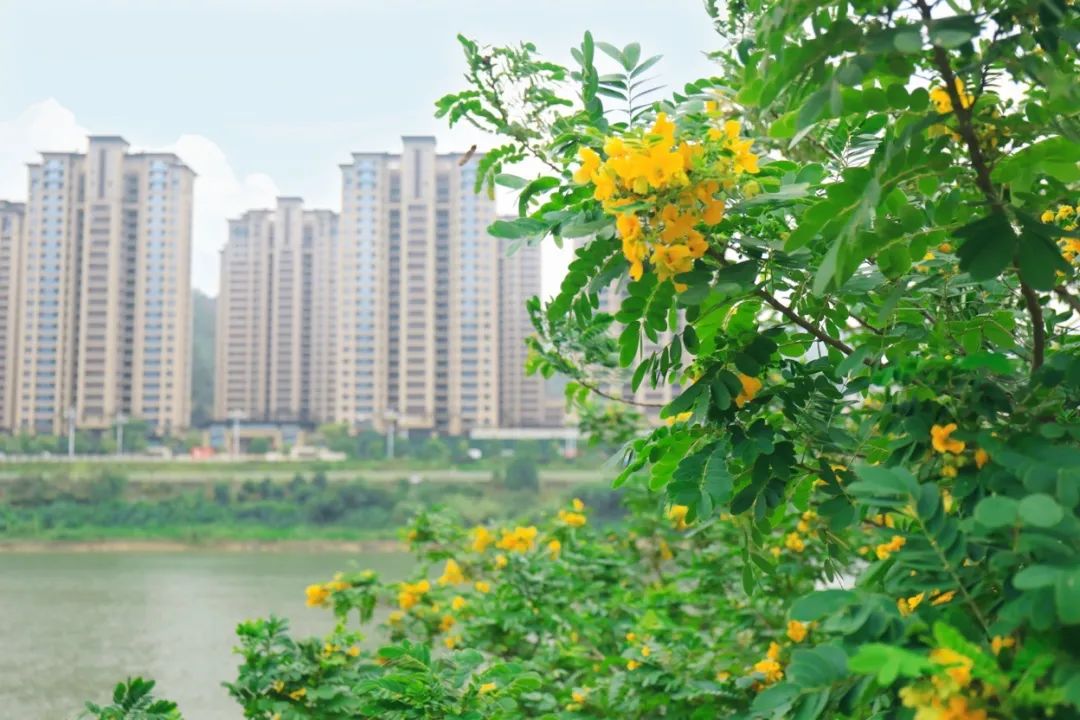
(0, 550, 410, 719)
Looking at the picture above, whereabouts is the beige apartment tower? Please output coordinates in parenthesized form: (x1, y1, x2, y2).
(214, 198, 338, 423)
(335, 137, 499, 435)
(0, 201, 25, 429)
(2, 136, 194, 435)
(497, 240, 555, 427)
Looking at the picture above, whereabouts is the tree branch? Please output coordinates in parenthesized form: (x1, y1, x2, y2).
(916, 0, 1044, 372)
(577, 379, 666, 409)
(756, 291, 855, 355)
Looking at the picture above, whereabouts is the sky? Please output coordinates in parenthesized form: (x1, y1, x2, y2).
(0, 0, 720, 297)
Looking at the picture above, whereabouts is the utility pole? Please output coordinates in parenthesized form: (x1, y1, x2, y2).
(115, 412, 126, 456)
(227, 409, 246, 457)
(385, 409, 398, 460)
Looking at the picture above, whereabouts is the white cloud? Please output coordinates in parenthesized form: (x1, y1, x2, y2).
(0, 98, 88, 199)
(0, 99, 278, 296)
(152, 135, 278, 294)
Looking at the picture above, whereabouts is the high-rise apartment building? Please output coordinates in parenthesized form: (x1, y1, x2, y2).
(214, 198, 338, 423)
(0, 201, 25, 430)
(336, 137, 499, 435)
(497, 240, 553, 427)
(2, 136, 194, 435)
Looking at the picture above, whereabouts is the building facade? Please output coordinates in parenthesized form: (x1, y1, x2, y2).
(1, 136, 194, 435)
(0, 201, 25, 430)
(214, 198, 338, 423)
(336, 137, 499, 435)
(497, 239, 558, 427)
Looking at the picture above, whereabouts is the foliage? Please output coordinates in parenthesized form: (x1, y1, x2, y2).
(503, 454, 540, 492)
(81, 677, 181, 720)
(434, 2, 1080, 718)
(227, 494, 836, 718)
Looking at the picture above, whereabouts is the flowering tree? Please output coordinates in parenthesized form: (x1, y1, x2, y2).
(431, 0, 1080, 717)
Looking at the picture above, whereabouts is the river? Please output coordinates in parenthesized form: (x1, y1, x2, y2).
(0, 550, 410, 719)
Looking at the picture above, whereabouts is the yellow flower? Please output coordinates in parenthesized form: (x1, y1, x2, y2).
(572, 498, 585, 512)
(897, 592, 925, 616)
(1058, 205, 1076, 221)
(931, 590, 956, 606)
(1041, 210, 1057, 223)
(735, 374, 763, 408)
(650, 242, 695, 282)
(752, 658, 783, 685)
(548, 539, 561, 559)
(388, 610, 405, 625)
(558, 509, 588, 527)
(478, 681, 497, 695)
(272, 680, 285, 693)
(626, 659, 642, 671)
(604, 136, 628, 157)
(702, 197, 725, 225)
(437, 559, 465, 586)
(731, 138, 760, 175)
(784, 532, 805, 553)
(769, 546, 782, 558)
(398, 579, 431, 610)
(593, 170, 617, 201)
(640, 644, 651, 657)
(974, 449, 989, 469)
(659, 538, 674, 561)
(991, 635, 1015, 655)
(929, 78, 974, 113)
(875, 535, 906, 560)
(786, 620, 808, 643)
(571, 689, 588, 703)
(439, 614, 456, 632)
(938, 242, 953, 253)
(451, 595, 467, 611)
(667, 504, 690, 530)
(471, 526, 494, 553)
(616, 212, 642, 241)
(573, 147, 601, 184)
(474, 580, 491, 593)
(931, 423, 966, 454)
(625, 631, 637, 643)
(942, 465, 958, 478)
(767, 641, 781, 661)
(493, 553, 508, 569)
(288, 688, 307, 700)
(346, 646, 360, 657)
(305, 584, 330, 607)
(715, 671, 731, 682)
(650, 112, 677, 149)
(496, 525, 538, 552)
(930, 647, 973, 687)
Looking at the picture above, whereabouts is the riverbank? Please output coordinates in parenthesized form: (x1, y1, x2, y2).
(0, 537, 404, 553)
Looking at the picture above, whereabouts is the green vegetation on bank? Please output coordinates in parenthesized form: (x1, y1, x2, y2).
(0, 469, 620, 544)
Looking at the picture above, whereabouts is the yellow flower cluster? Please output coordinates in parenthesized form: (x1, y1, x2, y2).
(437, 559, 465, 586)
(572, 107, 759, 285)
(1041, 203, 1080, 262)
(751, 642, 784, 688)
(398, 579, 431, 610)
(496, 525, 538, 552)
(558, 509, 588, 527)
(897, 592, 925, 616)
(875, 534, 906, 560)
(786, 620, 808, 643)
(304, 578, 349, 607)
(931, 423, 965, 454)
(929, 78, 974, 114)
(470, 526, 494, 553)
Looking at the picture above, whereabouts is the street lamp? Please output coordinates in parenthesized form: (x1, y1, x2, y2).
(115, 412, 127, 456)
(384, 409, 398, 460)
(227, 409, 246, 458)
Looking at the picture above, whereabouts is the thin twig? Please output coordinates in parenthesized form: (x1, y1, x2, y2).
(1055, 286, 1080, 316)
(756, 290, 855, 355)
(577, 379, 666, 409)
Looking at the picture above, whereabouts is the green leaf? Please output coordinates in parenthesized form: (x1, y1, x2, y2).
(893, 27, 924, 53)
(494, 173, 529, 189)
(1055, 569, 1080, 625)
(974, 496, 1018, 529)
(489, 217, 549, 240)
(619, 323, 640, 367)
(954, 214, 1017, 281)
(1013, 564, 1062, 590)
(928, 15, 981, 48)
(790, 590, 854, 622)
(1018, 493, 1065, 527)
(847, 644, 931, 685)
